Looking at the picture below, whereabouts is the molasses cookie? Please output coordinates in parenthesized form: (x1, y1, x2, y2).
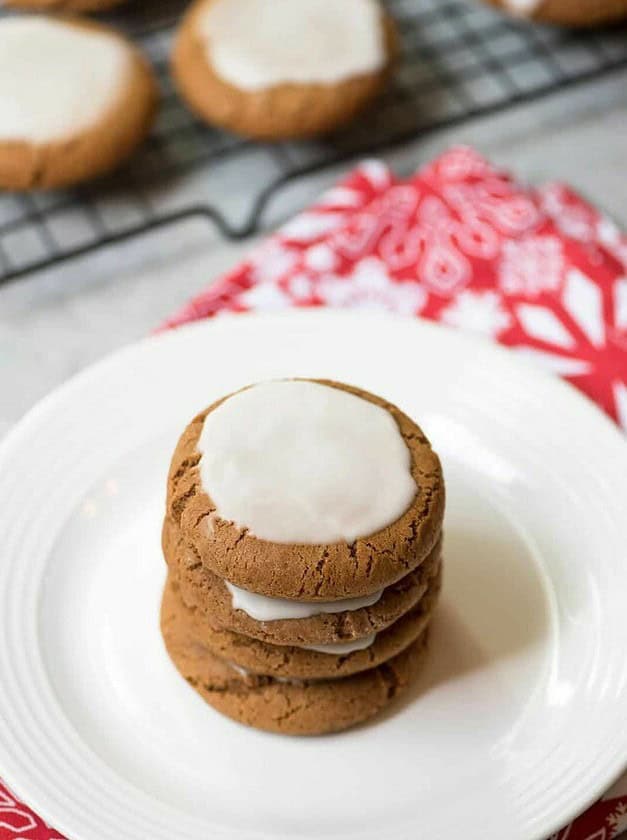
(171, 0, 397, 139)
(161, 578, 430, 736)
(162, 568, 440, 680)
(166, 380, 444, 600)
(0, 16, 157, 190)
(485, 0, 627, 25)
(163, 513, 443, 646)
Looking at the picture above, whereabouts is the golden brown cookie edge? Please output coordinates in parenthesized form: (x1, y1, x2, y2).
(164, 512, 443, 646)
(170, 0, 398, 140)
(0, 15, 158, 190)
(485, 0, 627, 25)
(161, 580, 431, 736)
(167, 379, 445, 600)
(162, 567, 441, 679)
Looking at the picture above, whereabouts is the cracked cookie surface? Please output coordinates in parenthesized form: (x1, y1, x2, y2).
(161, 578, 430, 735)
(163, 513, 442, 645)
(162, 570, 440, 679)
(166, 380, 445, 600)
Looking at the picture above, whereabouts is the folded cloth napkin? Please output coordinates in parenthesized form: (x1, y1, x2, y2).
(1, 147, 625, 840)
(163, 145, 626, 429)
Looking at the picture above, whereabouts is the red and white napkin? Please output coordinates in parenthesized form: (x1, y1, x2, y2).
(164, 145, 626, 428)
(1, 147, 626, 840)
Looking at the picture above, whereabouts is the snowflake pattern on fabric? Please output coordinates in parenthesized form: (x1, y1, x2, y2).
(4, 148, 625, 840)
(440, 289, 512, 337)
(0, 780, 64, 840)
(608, 803, 627, 839)
(316, 257, 427, 314)
(498, 235, 565, 297)
(164, 146, 627, 429)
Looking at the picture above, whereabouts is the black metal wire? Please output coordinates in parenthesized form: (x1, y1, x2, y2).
(0, 0, 626, 285)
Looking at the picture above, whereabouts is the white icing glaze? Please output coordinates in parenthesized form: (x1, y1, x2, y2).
(198, 0, 386, 91)
(300, 632, 376, 655)
(226, 579, 384, 622)
(198, 380, 417, 544)
(0, 17, 130, 143)
(502, 0, 542, 15)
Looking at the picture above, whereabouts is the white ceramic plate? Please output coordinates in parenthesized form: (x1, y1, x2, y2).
(0, 311, 626, 840)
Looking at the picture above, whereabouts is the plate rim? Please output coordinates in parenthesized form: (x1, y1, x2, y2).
(0, 310, 626, 840)
(2, 310, 625, 460)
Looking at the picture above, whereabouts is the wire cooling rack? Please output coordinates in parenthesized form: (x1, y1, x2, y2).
(1, 0, 626, 283)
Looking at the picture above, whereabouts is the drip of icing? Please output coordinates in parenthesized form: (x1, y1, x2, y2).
(197, 381, 417, 544)
(300, 633, 377, 655)
(198, 0, 385, 91)
(0, 17, 130, 143)
(226, 579, 384, 622)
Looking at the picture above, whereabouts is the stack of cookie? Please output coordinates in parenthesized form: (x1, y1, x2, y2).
(161, 379, 444, 735)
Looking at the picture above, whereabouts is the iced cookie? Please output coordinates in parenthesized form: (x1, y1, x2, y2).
(163, 513, 443, 646)
(5, 0, 126, 11)
(161, 578, 430, 736)
(171, 0, 397, 139)
(485, 0, 627, 25)
(162, 568, 440, 680)
(166, 380, 444, 600)
(0, 16, 158, 190)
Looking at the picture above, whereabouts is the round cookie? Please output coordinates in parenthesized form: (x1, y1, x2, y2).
(485, 0, 627, 25)
(171, 0, 397, 140)
(166, 380, 445, 601)
(0, 16, 158, 190)
(161, 579, 430, 735)
(5, 0, 126, 11)
(163, 513, 443, 646)
(162, 568, 440, 680)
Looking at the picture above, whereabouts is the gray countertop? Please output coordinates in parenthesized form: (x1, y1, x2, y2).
(1, 69, 626, 432)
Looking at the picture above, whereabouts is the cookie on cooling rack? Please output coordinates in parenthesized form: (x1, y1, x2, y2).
(0, 15, 157, 191)
(171, 0, 397, 140)
(485, 0, 627, 25)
